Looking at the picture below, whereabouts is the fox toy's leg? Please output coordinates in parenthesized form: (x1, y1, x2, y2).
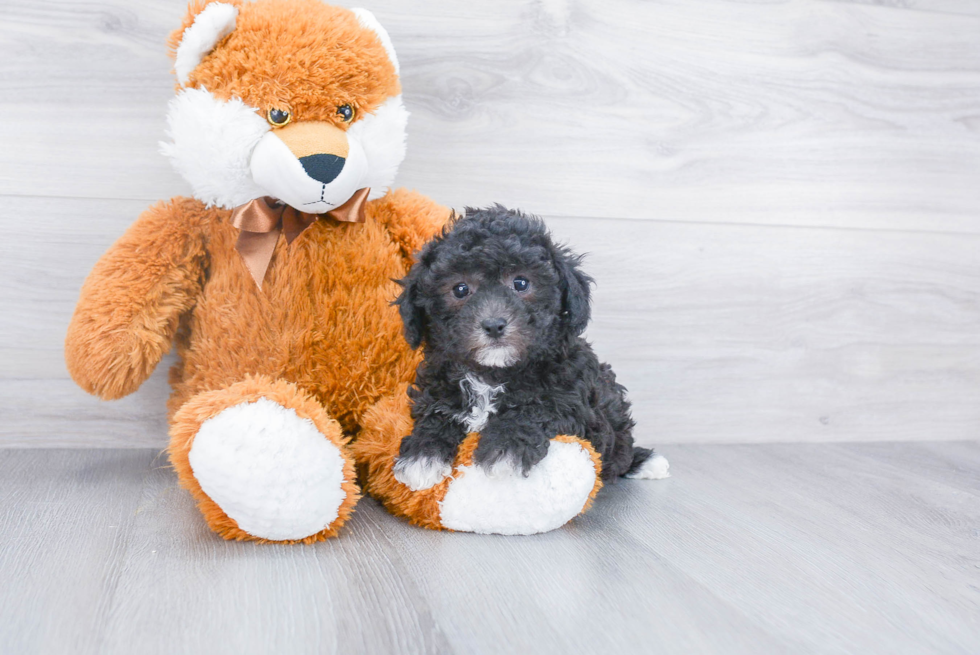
(169, 375, 359, 543)
(354, 387, 603, 535)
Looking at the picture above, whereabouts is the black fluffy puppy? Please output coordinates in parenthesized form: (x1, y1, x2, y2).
(392, 206, 667, 491)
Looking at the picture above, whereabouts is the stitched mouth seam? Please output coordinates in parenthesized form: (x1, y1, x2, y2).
(302, 185, 336, 208)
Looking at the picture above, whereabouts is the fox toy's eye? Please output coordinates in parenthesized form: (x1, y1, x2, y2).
(337, 104, 355, 123)
(267, 108, 292, 127)
(452, 282, 469, 299)
(513, 276, 530, 292)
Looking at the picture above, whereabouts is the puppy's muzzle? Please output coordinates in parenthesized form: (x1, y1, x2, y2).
(481, 317, 508, 340)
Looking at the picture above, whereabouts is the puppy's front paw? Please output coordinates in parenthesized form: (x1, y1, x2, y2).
(474, 433, 550, 477)
(393, 456, 453, 491)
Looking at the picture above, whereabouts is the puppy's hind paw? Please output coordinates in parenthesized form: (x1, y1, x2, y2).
(625, 453, 670, 480)
(393, 456, 453, 491)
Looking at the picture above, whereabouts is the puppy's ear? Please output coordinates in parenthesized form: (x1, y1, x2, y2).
(551, 244, 594, 336)
(394, 260, 428, 349)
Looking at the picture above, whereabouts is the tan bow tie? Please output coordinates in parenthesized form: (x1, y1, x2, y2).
(230, 187, 370, 289)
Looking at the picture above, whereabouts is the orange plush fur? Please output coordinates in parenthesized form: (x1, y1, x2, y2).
(67, 190, 447, 434)
(171, 0, 400, 125)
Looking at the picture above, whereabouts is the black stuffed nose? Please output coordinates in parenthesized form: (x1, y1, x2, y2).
(481, 318, 508, 339)
(299, 153, 346, 184)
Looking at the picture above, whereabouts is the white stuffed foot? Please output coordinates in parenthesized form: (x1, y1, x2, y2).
(188, 398, 349, 541)
(393, 456, 452, 491)
(438, 439, 597, 535)
(625, 453, 670, 480)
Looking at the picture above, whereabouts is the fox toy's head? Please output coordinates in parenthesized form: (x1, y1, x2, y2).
(161, 0, 407, 212)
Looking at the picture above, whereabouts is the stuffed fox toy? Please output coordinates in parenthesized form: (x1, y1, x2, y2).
(66, 0, 608, 542)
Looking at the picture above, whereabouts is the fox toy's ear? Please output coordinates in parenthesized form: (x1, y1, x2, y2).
(394, 261, 428, 350)
(170, 1, 239, 86)
(551, 244, 594, 337)
(350, 8, 400, 75)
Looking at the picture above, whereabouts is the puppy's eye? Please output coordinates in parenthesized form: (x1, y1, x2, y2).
(513, 276, 530, 292)
(337, 104, 355, 123)
(267, 108, 291, 127)
(452, 282, 469, 299)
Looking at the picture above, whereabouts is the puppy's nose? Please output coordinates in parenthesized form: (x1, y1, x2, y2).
(299, 154, 346, 184)
(481, 317, 508, 339)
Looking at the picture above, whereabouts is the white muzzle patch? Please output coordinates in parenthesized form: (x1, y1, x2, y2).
(475, 345, 520, 368)
(250, 131, 369, 214)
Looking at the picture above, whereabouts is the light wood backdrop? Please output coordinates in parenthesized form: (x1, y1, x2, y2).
(1, 0, 978, 447)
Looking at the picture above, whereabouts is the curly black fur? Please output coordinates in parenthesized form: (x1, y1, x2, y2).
(394, 205, 656, 482)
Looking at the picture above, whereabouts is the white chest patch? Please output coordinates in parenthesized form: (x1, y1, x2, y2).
(454, 374, 505, 433)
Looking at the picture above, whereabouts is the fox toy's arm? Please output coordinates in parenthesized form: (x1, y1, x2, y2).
(65, 198, 209, 400)
(371, 188, 452, 265)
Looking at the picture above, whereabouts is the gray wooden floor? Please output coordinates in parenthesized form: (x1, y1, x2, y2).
(2, 442, 978, 654)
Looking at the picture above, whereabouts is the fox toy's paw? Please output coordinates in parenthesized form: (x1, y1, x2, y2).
(355, 389, 602, 535)
(169, 376, 360, 543)
(437, 434, 602, 535)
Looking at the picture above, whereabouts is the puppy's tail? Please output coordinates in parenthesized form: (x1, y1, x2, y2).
(623, 447, 670, 480)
